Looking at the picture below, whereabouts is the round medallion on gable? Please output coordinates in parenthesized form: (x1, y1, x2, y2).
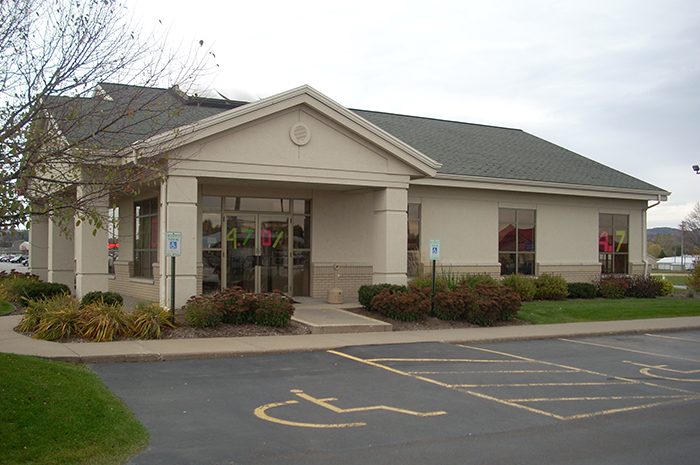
(290, 123, 311, 146)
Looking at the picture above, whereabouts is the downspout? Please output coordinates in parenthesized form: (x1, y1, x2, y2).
(643, 194, 663, 275)
(160, 177, 168, 308)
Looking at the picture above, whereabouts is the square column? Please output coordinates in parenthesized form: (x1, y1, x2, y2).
(373, 187, 408, 285)
(74, 188, 109, 297)
(48, 220, 75, 293)
(28, 214, 49, 282)
(162, 176, 198, 308)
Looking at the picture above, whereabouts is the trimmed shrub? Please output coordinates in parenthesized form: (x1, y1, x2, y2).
(212, 286, 253, 324)
(80, 291, 123, 308)
(623, 275, 663, 299)
(501, 274, 536, 301)
(567, 282, 597, 299)
(598, 276, 628, 299)
(182, 294, 222, 328)
(534, 274, 569, 300)
(78, 301, 128, 342)
(12, 281, 70, 304)
(358, 284, 394, 310)
(127, 302, 175, 339)
(657, 278, 675, 296)
(432, 287, 475, 320)
(370, 285, 430, 321)
(251, 291, 295, 327)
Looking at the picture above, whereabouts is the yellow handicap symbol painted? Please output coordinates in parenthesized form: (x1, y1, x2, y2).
(625, 361, 700, 382)
(254, 389, 447, 428)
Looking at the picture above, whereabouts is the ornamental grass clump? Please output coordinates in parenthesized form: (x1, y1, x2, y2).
(78, 301, 128, 342)
(18, 294, 79, 334)
(127, 302, 175, 339)
(252, 291, 295, 327)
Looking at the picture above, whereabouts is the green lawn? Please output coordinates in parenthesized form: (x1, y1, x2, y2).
(519, 297, 700, 325)
(0, 353, 149, 465)
(0, 300, 15, 316)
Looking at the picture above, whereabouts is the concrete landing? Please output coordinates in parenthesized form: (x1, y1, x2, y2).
(291, 298, 392, 334)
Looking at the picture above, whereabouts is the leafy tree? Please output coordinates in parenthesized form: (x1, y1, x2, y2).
(647, 243, 663, 258)
(680, 202, 700, 254)
(1, 0, 213, 230)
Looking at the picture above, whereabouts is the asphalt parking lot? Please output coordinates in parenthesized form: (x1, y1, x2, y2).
(91, 331, 700, 465)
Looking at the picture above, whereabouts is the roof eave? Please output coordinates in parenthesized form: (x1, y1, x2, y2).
(413, 173, 670, 201)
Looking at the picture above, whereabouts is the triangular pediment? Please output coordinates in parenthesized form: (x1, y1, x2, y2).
(140, 86, 440, 183)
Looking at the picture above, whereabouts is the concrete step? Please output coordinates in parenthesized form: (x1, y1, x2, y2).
(291, 300, 392, 334)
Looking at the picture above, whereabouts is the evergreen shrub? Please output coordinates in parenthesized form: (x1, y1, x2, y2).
(567, 282, 597, 299)
(80, 291, 123, 308)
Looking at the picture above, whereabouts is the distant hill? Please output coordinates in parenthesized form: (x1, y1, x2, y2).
(647, 227, 680, 240)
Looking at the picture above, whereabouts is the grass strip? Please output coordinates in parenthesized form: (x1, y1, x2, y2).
(0, 353, 149, 465)
(519, 298, 700, 325)
(0, 300, 15, 316)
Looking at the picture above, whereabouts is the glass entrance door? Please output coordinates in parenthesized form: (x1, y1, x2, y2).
(225, 215, 256, 292)
(225, 214, 290, 294)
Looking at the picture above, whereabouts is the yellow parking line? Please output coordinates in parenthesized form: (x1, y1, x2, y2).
(645, 333, 700, 343)
(560, 338, 700, 363)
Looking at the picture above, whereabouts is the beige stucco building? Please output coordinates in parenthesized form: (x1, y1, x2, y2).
(29, 84, 670, 307)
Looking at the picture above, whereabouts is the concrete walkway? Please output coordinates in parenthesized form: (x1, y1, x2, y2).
(3, 298, 700, 364)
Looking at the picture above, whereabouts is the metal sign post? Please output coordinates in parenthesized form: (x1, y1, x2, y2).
(165, 232, 182, 323)
(429, 239, 441, 312)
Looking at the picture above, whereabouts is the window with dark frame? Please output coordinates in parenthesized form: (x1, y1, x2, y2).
(134, 197, 158, 278)
(599, 213, 628, 274)
(499, 208, 535, 275)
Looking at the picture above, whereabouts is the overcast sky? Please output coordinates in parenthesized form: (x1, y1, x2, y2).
(128, 0, 700, 229)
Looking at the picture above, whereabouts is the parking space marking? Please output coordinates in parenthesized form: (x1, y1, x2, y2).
(559, 338, 700, 363)
(254, 389, 446, 428)
(625, 361, 700, 382)
(329, 343, 700, 421)
(645, 333, 700, 343)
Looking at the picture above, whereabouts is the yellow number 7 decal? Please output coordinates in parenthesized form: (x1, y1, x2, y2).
(615, 230, 626, 252)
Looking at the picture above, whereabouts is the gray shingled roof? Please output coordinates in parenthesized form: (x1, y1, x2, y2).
(352, 109, 667, 193)
(45, 83, 666, 194)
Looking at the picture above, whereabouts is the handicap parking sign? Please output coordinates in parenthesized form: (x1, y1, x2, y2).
(166, 231, 182, 257)
(429, 239, 441, 260)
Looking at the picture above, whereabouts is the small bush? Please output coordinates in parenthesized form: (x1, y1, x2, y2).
(567, 282, 597, 299)
(534, 274, 569, 300)
(182, 294, 222, 328)
(80, 291, 123, 308)
(251, 291, 295, 327)
(370, 285, 430, 321)
(358, 284, 394, 310)
(432, 287, 475, 320)
(688, 260, 700, 292)
(623, 275, 663, 299)
(501, 274, 536, 301)
(127, 302, 175, 339)
(465, 284, 521, 326)
(410, 276, 449, 292)
(598, 276, 628, 299)
(13, 281, 70, 304)
(212, 286, 253, 324)
(657, 278, 675, 296)
(78, 301, 128, 342)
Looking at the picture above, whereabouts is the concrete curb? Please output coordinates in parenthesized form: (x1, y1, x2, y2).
(3, 314, 700, 364)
